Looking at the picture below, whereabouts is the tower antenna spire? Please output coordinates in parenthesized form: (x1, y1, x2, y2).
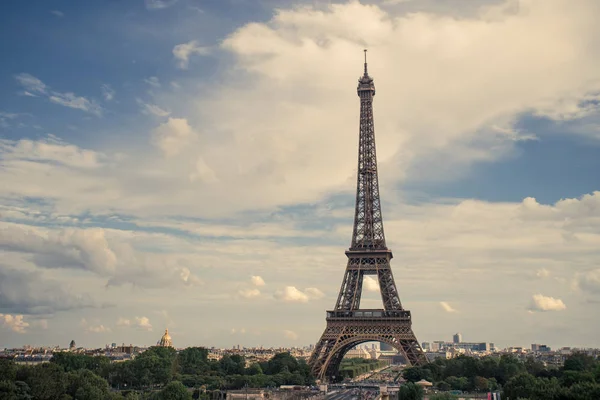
(364, 49, 368, 75)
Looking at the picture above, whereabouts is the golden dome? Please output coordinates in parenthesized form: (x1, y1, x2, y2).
(158, 328, 173, 347)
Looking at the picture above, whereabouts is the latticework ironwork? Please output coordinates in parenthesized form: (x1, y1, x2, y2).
(309, 51, 427, 382)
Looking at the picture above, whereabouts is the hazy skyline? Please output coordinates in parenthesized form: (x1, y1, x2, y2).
(1, 0, 600, 350)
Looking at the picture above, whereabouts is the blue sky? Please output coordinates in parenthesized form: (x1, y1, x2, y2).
(1, 0, 600, 351)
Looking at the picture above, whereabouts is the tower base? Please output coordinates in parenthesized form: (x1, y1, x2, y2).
(308, 310, 427, 381)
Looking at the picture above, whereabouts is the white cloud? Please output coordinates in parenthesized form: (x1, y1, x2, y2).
(51, 10, 65, 17)
(364, 276, 380, 292)
(0, 136, 104, 169)
(274, 286, 308, 303)
(0, 266, 97, 315)
(238, 288, 261, 299)
(0, 224, 118, 275)
(491, 125, 538, 142)
(138, 98, 170, 117)
(15, 73, 101, 116)
(0, 221, 203, 290)
(145, 0, 178, 10)
(274, 286, 324, 303)
(251, 276, 266, 287)
(135, 316, 153, 331)
(0, 112, 20, 128)
(151, 117, 195, 156)
(49, 93, 102, 116)
(189, 156, 218, 183)
(15, 73, 47, 94)
(80, 319, 111, 333)
(440, 301, 457, 313)
(145, 77, 161, 88)
(101, 84, 115, 101)
(0, 314, 29, 333)
(283, 329, 298, 340)
(529, 294, 567, 312)
(382, 0, 412, 5)
(536, 268, 551, 278)
(173, 40, 210, 69)
(116, 316, 153, 331)
(305, 287, 325, 300)
(87, 325, 111, 333)
(180, 267, 203, 286)
(575, 269, 600, 294)
(32, 319, 49, 330)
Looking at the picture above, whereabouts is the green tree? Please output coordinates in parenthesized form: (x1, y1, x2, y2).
(402, 367, 431, 383)
(561, 371, 595, 387)
(219, 355, 244, 376)
(158, 381, 192, 400)
(502, 373, 537, 400)
(22, 362, 67, 400)
(177, 348, 209, 375)
(134, 346, 178, 386)
(0, 380, 33, 400)
(266, 353, 298, 375)
(65, 369, 111, 400)
(566, 381, 600, 400)
(246, 363, 263, 375)
(397, 382, 423, 400)
(524, 356, 546, 377)
(51, 352, 111, 376)
(497, 354, 525, 384)
(473, 376, 489, 392)
(0, 359, 17, 382)
(564, 353, 596, 372)
(503, 373, 563, 400)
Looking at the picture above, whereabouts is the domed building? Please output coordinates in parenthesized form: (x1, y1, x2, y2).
(157, 328, 173, 347)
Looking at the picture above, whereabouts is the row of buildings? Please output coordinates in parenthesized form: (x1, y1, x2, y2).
(2, 330, 598, 367)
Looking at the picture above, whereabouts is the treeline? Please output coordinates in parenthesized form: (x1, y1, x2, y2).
(400, 353, 600, 399)
(338, 358, 388, 379)
(0, 347, 314, 399)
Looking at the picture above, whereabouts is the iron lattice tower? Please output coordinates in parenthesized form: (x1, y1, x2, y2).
(308, 51, 427, 381)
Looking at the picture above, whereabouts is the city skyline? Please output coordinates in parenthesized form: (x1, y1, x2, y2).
(2, 0, 600, 351)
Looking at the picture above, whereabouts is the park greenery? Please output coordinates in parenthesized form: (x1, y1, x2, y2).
(338, 358, 389, 380)
(0, 347, 314, 399)
(400, 353, 600, 400)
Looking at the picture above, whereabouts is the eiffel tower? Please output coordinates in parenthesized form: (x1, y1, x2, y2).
(308, 51, 427, 382)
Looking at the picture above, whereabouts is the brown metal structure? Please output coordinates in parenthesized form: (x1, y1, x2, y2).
(308, 51, 427, 381)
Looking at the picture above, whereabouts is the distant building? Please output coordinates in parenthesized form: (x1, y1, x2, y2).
(157, 329, 173, 348)
(431, 341, 444, 352)
(69, 340, 76, 351)
(532, 344, 551, 352)
(226, 389, 265, 400)
(344, 347, 370, 359)
(453, 333, 462, 344)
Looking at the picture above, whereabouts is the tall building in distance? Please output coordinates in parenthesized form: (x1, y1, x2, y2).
(453, 333, 462, 344)
(532, 344, 551, 352)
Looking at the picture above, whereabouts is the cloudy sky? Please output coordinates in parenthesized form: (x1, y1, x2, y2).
(1, 0, 600, 351)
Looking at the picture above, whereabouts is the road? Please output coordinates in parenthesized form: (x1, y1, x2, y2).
(326, 388, 379, 400)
